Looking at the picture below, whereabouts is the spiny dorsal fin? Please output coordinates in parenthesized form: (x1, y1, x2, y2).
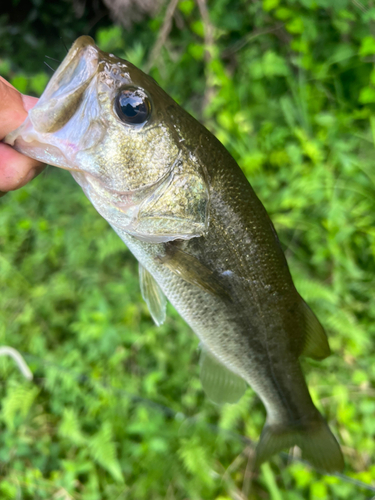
(199, 347, 247, 405)
(139, 264, 167, 326)
(299, 300, 330, 360)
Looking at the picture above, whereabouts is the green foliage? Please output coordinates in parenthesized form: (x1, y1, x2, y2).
(1, 0, 375, 498)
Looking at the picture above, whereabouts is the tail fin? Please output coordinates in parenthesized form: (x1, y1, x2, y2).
(255, 417, 344, 473)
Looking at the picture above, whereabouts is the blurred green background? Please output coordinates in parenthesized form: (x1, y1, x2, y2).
(1, 0, 375, 498)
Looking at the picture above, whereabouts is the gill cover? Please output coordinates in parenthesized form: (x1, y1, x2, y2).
(73, 158, 208, 243)
(134, 167, 208, 242)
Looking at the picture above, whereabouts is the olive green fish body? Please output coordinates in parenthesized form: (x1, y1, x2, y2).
(4, 36, 344, 472)
(104, 128, 342, 472)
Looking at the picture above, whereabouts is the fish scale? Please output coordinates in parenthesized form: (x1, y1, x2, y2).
(4, 35, 344, 473)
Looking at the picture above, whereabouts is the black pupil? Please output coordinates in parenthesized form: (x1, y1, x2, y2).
(116, 90, 150, 124)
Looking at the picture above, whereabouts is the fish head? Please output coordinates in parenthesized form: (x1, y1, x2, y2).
(5, 36, 209, 242)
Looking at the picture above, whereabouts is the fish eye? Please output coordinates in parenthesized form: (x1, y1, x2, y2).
(114, 87, 151, 125)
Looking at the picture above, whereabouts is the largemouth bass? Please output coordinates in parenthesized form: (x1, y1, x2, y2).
(4, 36, 344, 472)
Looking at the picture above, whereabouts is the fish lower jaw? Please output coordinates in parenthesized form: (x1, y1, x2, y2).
(5, 119, 77, 170)
(11, 136, 73, 170)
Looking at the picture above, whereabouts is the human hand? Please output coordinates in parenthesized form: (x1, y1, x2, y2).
(0, 77, 45, 198)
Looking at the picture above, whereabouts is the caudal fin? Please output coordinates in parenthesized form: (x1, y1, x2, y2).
(255, 417, 344, 473)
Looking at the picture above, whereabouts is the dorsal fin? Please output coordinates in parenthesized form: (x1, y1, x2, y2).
(199, 347, 247, 405)
(139, 264, 167, 326)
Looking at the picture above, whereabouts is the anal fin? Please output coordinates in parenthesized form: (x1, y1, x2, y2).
(200, 347, 247, 405)
(139, 264, 167, 326)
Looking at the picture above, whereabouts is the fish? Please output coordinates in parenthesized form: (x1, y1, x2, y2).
(4, 35, 344, 472)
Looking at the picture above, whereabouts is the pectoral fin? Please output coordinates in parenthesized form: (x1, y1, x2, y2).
(299, 300, 330, 360)
(200, 347, 247, 405)
(158, 246, 230, 299)
(139, 264, 167, 326)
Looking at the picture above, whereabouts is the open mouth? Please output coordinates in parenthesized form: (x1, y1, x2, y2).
(4, 36, 100, 170)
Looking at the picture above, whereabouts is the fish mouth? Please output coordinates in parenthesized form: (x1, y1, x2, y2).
(4, 36, 100, 170)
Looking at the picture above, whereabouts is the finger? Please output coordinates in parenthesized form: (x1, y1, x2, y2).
(0, 76, 15, 89)
(0, 77, 38, 112)
(0, 80, 28, 139)
(0, 78, 44, 193)
(22, 94, 39, 112)
(0, 75, 39, 108)
(0, 142, 44, 192)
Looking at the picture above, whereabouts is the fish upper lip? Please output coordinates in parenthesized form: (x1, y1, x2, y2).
(54, 35, 99, 79)
(45, 35, 99, 94)
(70, 35, 97, 52)
(27, 36, 100, 134)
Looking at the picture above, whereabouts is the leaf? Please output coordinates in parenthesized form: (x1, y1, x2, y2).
(261, 463, 283, 500)
(2, 382, 39, 431)
(88, 423, 124, 483)
(359, 36, 375, 56)
(178, 437, 214, 486)
(58, 408, 86, 446)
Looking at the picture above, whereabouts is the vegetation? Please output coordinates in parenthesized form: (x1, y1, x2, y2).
(1, 0, 375, 498)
